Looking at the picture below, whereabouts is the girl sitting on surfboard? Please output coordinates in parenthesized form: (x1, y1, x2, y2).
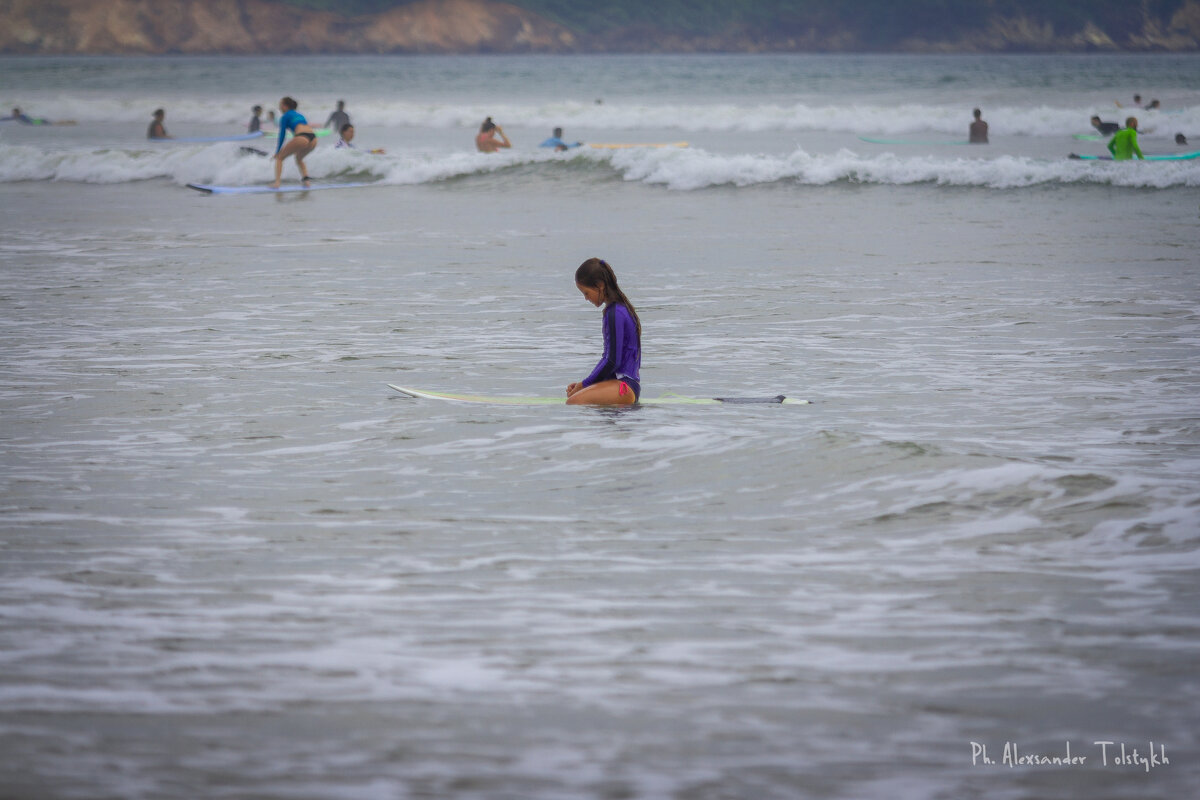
(567, 258, 642, 406)
(272, 96, 317, 189)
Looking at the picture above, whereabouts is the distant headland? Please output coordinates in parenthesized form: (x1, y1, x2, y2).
(2, 0, 1199, 55)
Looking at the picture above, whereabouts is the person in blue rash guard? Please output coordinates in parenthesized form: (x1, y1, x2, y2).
(272, 96, 318, 189)
(567, 258, 642, 406)
(540, 127, 582, 151)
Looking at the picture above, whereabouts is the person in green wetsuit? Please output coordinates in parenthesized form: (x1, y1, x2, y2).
(1107, 117, 1144, 161)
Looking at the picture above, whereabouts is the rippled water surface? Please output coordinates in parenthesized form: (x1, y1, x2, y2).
(2, 55, 1200, 800)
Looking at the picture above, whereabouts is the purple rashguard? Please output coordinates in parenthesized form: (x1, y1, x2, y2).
(582, 303, 641, 397)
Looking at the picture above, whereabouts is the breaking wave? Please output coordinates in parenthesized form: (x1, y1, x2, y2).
(3, 93, 1198, 138)
(2, 141, 1198, 191)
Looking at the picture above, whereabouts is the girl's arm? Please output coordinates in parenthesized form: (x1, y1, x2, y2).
(276, 111, 291, 154)
(580, 351, 608, 387)
(609, 306, 627, 376)
(580, 308, 613, 387)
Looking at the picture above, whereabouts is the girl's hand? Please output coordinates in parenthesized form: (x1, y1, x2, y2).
(566, 382, 582, 397)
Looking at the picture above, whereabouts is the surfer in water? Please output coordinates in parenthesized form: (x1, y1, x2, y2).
(147, 108, 169, 139)
(335, 123, 384, 154)
(248, 105, 262, 133)
(1107, 117, 1144, 161)
(8, 107, 74, 125)
(968, 108, 988, 144)
(272, 96, 318, 189)
(476, 117, 511, 153)
(325, 100, 350, 134)
(1090, 115, 1121, 136)
(567, 258, 642, 406)
(540, 127, 581, 151)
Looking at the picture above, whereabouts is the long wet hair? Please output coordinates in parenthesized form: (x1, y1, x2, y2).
(281, 96, 298, 111)
(575, 258, 641, 339)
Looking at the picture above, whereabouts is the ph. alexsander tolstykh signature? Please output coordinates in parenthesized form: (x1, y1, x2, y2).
(970, 740, 1169, 772)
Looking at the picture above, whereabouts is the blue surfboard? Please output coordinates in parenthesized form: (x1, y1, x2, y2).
(1068, 150, 1200, 161)
(186, 181, 379, 195)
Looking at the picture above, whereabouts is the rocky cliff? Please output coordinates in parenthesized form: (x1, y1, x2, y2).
(2, 0, 1198, 54)
(893, 7, 1200, 53)
(0, 0, 576, 55)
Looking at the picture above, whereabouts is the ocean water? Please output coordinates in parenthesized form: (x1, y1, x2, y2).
(1, 53, 1199, 799)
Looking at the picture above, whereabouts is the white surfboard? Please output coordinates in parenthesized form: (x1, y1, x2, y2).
(186, 181, 380, 195)
(387, 384, 808, 405)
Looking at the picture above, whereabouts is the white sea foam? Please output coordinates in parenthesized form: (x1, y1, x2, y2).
(347, 100, 1200, 138)
(4, 91, 1197, 137)
(3, 141, 1196, 190)
(605, 145, 1200, 190)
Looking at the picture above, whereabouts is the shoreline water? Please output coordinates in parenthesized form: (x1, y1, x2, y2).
(3, 54, 1198, 191)
(2, 54, 1199, 799)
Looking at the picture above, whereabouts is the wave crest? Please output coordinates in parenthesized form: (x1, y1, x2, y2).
(2, 143, 1196, 190)
(7, 93, 1198, 137)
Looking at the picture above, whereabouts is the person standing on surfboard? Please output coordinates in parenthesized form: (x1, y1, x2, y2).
(567, 258, 642, 406)
(272, 96, 318, 189)
(1107, 117, 1144, 161)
